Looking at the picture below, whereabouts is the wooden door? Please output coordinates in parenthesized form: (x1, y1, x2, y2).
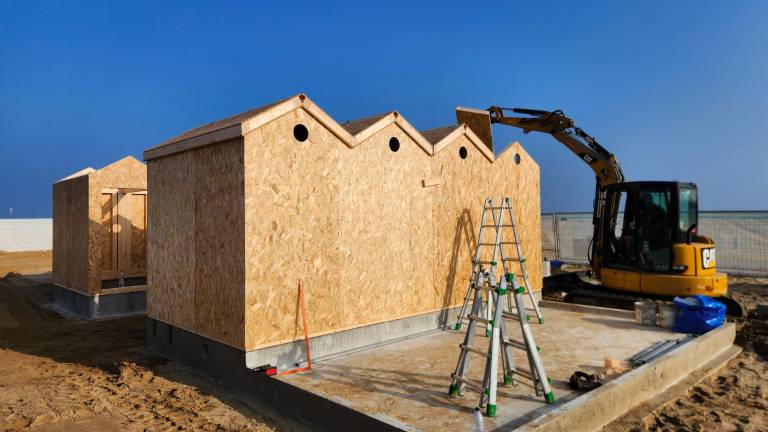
(100, 189, 147, 280)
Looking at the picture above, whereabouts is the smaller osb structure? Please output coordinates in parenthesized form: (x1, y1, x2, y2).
(145, 94, 542, 361)
(52, 156, 148, 301)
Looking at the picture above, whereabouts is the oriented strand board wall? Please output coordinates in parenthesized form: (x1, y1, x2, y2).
(240, 110, 540, 351)
(147, 139, 246, 349)
(431, 138, 541, 309)
(148, 102, 541, 352)
(52, 175, 90, 294)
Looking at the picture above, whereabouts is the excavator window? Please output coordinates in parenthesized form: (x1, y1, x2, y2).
(678, 187, 698, 241)
(636, 189, 673, 272)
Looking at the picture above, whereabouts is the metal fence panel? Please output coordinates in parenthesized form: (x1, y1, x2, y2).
(542, 211, 768, 276)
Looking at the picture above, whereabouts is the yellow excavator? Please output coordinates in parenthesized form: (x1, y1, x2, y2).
(457, 106, 743, 315)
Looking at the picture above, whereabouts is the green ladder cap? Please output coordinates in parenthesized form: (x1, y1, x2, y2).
(536, 345, 541, 352)
(515, 287, 525, 294)
(547, 377, 552, 384)
(454, 323, 462, 331)
(484, 388, 490, 396)
(449, 384, 461, 396)
(491, 261, 497, 266)
(505, 273, 514, 283)
(504, 375, 514, 385)
(545, 391, 556, 404)
(539, 317, 544, 324)
(526, 315, 531, 322)
(486, 403, 497, 417)
(505, 198, 510, 203)
(497, 288, 508, 295)
(485, 329, 491, 337)
(520, 258, 526, 263)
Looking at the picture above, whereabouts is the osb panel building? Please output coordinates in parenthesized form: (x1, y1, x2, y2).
(145, 94, 541, 371)
(52, 156, 148, 318)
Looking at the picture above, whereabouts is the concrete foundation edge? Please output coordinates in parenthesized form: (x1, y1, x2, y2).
(52, 284, 146, 319)
(147, 318, 402, 432)
(511, 322, 737, 432)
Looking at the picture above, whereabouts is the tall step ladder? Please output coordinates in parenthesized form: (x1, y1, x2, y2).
(454, 198, 544, 332)
(494, 197, 544, 324)
(448, 272, 555, 417)
(454, 198, 501, 336)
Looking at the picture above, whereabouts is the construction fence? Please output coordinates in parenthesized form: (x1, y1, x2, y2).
(542, 211, 768, 277)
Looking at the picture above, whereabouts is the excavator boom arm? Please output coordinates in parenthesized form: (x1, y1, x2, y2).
(487, 107, 624, 186)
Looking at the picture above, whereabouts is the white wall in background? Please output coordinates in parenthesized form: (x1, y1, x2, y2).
(0, 219, 52, 251)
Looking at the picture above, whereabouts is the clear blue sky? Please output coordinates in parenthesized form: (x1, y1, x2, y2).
(1, 1, 766, 217)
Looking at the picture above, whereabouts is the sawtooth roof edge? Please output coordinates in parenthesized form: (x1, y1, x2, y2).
(143, 93, 516, 163)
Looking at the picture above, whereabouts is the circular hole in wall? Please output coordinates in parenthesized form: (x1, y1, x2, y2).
(293, 124, 309, 142)
(389, 137, 400, 152)
(514, 153, 521, 165)
(459, 146, 468, 159)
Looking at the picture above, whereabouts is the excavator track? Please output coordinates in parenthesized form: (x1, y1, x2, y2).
(543, 272, 746, 317)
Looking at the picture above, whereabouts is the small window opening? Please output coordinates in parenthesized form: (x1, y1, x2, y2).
(459, 146, 468, 159)
(389, 137, 400, 152)
(514, 153, 521, 165)
(293, 124, 309, 142)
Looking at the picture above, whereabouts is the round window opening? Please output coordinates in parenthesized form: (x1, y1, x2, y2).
(514, 153, 521, 165)
(459, 146, 468, 159)
(293, 124, 309, 142)
(389, 137, 400, 152)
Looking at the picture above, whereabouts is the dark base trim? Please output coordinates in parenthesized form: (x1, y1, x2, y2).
(147, 318, 401, 432)
(52, 285, 146, 319)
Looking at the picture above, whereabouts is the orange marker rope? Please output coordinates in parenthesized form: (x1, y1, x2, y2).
(277, 279, 312, 376)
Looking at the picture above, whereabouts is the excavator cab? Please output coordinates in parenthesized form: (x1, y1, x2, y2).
(600, 181, 727, 297)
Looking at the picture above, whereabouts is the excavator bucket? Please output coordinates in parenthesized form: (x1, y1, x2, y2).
(456, 106, 494, 153)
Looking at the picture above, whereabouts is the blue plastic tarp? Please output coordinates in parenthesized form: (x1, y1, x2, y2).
(672, 295, 726, 334)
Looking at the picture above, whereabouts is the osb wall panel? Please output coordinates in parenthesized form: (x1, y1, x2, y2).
(431, 138, 541, 310)
(192, 140, 245, 348)
(241, 113, 539, 351)
(147, 151, 197, 332)
(152, 105, 540, 352)
(337, 123, 438, 332)
(87, 157, 147, 293)
(52, 175, 90, 294)
(100, 193, 117, 278)
(243, 109, 344, 350)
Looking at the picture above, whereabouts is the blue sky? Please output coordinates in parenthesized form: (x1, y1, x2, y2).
(1, 1, 766, 217)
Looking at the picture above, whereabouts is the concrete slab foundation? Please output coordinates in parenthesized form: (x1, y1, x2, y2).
(52, 284, 146, 319)
(148, 302, 735, 431)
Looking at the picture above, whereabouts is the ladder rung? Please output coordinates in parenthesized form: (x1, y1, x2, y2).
(499, 224, 515, 227)
(478, 242, 497, 246)
(473, 260, 496, 265)
(499, 241, 518, 245)
(460, 344, 487, 356)
(467, 314, 491, 324)
(503, 340, 527, 350)
(452, 375, 484, 393)
(503, 257, 523, 262)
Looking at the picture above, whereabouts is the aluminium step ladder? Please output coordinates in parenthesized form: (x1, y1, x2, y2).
(494, 197, 544, 324)
(448, 272, 555, 417)
(454, 197, 544, 333)
(454, 198, 502, 336)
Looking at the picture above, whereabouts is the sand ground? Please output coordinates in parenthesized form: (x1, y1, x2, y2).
(0, 253, 306, 432)
(604, 276, 768, 432)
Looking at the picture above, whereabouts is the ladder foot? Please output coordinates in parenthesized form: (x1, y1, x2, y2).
(485, 329, 491, 337)
(545, 391, 556, 404)
(503, 375, 515, 386)
(486, 403, 497, 417)
(448, 384, 461, 397)
(454, 323, 462, 331)
(538, 317, 544, 324)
